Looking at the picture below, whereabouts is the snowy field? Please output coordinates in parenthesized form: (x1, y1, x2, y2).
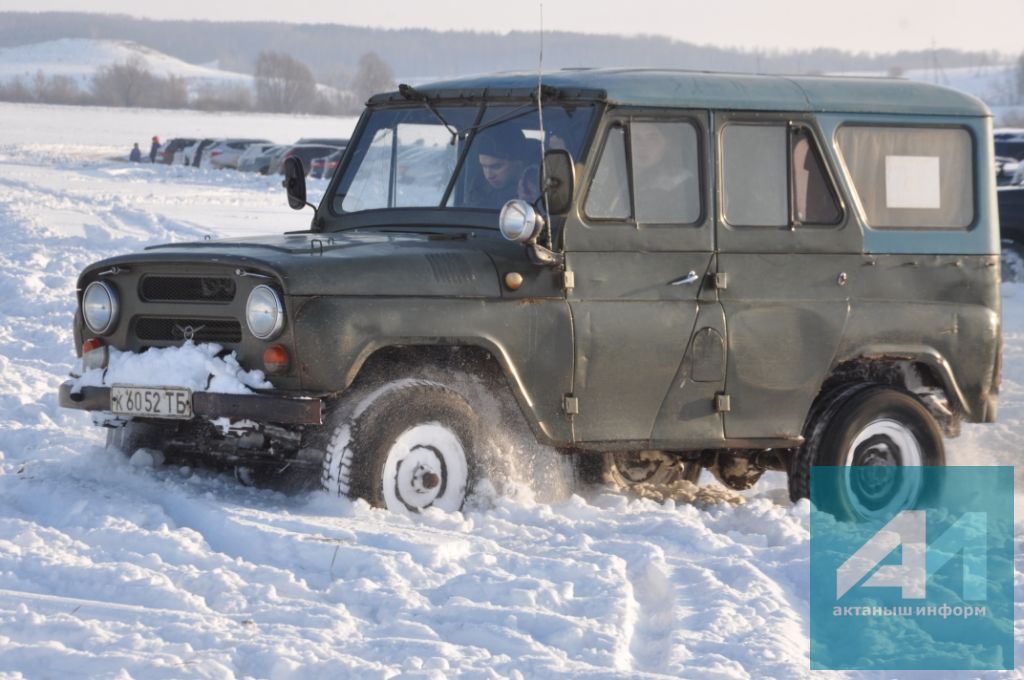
(0, 102, 1021, 678)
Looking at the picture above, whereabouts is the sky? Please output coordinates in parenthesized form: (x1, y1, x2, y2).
(1, 1, 1021, 56)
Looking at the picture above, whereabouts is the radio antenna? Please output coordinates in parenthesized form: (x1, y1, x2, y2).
(536, 2, 552, 246)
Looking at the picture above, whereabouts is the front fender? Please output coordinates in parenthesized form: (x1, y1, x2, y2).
(291, 296, 575, 444)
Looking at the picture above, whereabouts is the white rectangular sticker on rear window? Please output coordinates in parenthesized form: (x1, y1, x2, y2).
(884, 155, 941, 209)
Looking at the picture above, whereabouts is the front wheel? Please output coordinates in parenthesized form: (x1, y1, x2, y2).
(321, 381, 478, 513)
(788, 384, 945, 519)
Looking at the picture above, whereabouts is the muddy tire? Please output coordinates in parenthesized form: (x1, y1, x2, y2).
(321, 380, 479, 513)
(788, 384, 945, 519)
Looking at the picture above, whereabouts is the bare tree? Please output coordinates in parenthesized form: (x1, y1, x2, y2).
(351, 52, 395, 105)
(192, 82, 252, 111)
(31, 71, 84, 105)
(92, 56, 161, 107)
(254, 51, 317, 113)
(0, 77, 32, 103)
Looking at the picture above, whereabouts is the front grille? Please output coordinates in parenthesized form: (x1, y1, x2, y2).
(134, 317, 242, 343)
(140, 276, 236, 303)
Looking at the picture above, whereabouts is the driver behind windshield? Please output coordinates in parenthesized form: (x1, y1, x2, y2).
(467, 126, 535, 209)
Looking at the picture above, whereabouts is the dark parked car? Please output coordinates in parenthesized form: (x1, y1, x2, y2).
(184, 138, 217, 167)
(296, 137, 349, 147)
(158, 138, 197, 165)
(999, 186, 1024, 280)
(276, 145, 343, 176)
(310, 148, 347, 180)
(994, 130, 1024, 161)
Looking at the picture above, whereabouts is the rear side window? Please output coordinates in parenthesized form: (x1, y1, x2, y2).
(836, 126, 973, 229)
(721, 123, 841, 227)
(722, 125, 788, 226)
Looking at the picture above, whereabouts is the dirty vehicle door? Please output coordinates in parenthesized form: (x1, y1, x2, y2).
(564, 111, 722, 445)
(713, 113, 857, 442)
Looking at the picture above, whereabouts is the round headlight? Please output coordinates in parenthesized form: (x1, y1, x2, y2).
(499, 199, 543, 243)
(82, 281, 119, 335)
(246, 285, 285, 340)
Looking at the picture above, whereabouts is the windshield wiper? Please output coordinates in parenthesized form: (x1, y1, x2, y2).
(398, 84, 460, 143)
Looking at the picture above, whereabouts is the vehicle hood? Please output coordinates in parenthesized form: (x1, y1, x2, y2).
(83, 230, 527, 297)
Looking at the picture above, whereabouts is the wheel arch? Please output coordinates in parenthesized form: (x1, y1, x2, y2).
(810, 346, 967, 438)
(344, 342, 563, 446)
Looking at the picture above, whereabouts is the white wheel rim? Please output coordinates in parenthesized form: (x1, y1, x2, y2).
(382, 423, 468, 513)
(843, 418, 924, 518)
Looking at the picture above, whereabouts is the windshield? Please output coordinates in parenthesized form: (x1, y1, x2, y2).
(332, 103, 594, 214)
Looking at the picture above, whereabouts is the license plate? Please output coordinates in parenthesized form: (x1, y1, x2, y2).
(110, 385, 193, 419)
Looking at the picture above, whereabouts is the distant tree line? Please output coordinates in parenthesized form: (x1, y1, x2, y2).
(0, 49, 394, 114)
(0, 11, 1013, 81)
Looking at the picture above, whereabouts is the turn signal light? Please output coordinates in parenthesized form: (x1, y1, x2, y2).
(263, 344, 290, 374)
(82, 338, 109, 370)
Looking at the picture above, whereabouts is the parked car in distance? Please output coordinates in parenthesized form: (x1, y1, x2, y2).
(274, 145, 343, 176)
(310, 148, 347, 180)
(207, 139, 272, 170)
(158, 138, 197, 165)
(994, 129, 1024, 162)
(999, 187, 1024, 245)
(236, 143, 278, 173)
(183, 138, 217, 167)
(309, 155, 327, 179)
(995, 156, 1020, 186)
(296, 137, 349, 147)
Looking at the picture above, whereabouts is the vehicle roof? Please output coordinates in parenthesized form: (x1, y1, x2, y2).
(384, 68, 989, 117)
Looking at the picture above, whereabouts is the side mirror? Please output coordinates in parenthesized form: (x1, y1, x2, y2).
(282, 156, 307, 210)
(542, 149, 575, 215)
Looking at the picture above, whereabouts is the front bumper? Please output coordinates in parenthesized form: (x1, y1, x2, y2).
(58, 381, 323, 425)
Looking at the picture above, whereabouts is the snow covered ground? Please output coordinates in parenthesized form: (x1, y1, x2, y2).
(0, 102, 1020, 678)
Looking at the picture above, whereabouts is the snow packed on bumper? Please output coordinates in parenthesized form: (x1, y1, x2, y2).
(71, 341, 271, 394)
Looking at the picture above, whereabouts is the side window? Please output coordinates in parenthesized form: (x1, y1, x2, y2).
(585, 126, 631, 219)
(793, 128, 842, 224)
(836, 126, 973, 229)
(585, 120, 702, 224)
(722, 123, 841, 227)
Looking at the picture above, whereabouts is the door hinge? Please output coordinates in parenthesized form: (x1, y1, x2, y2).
(563, 394, 579, 416)
(562, 270, 575, 292)
(715, 393, 731, 413)
(713, 272, 728, 290)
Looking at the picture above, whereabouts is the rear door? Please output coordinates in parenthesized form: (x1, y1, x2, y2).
(713, 112, 860, 442)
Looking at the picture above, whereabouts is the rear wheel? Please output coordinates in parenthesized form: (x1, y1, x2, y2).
(321, 381, 478, 513)
(788, 384, 945, 519)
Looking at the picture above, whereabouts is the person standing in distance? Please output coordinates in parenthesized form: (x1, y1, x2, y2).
(149, 136, 161, 163)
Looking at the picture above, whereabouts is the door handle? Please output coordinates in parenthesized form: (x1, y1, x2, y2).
(669, 271, 700, 286)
